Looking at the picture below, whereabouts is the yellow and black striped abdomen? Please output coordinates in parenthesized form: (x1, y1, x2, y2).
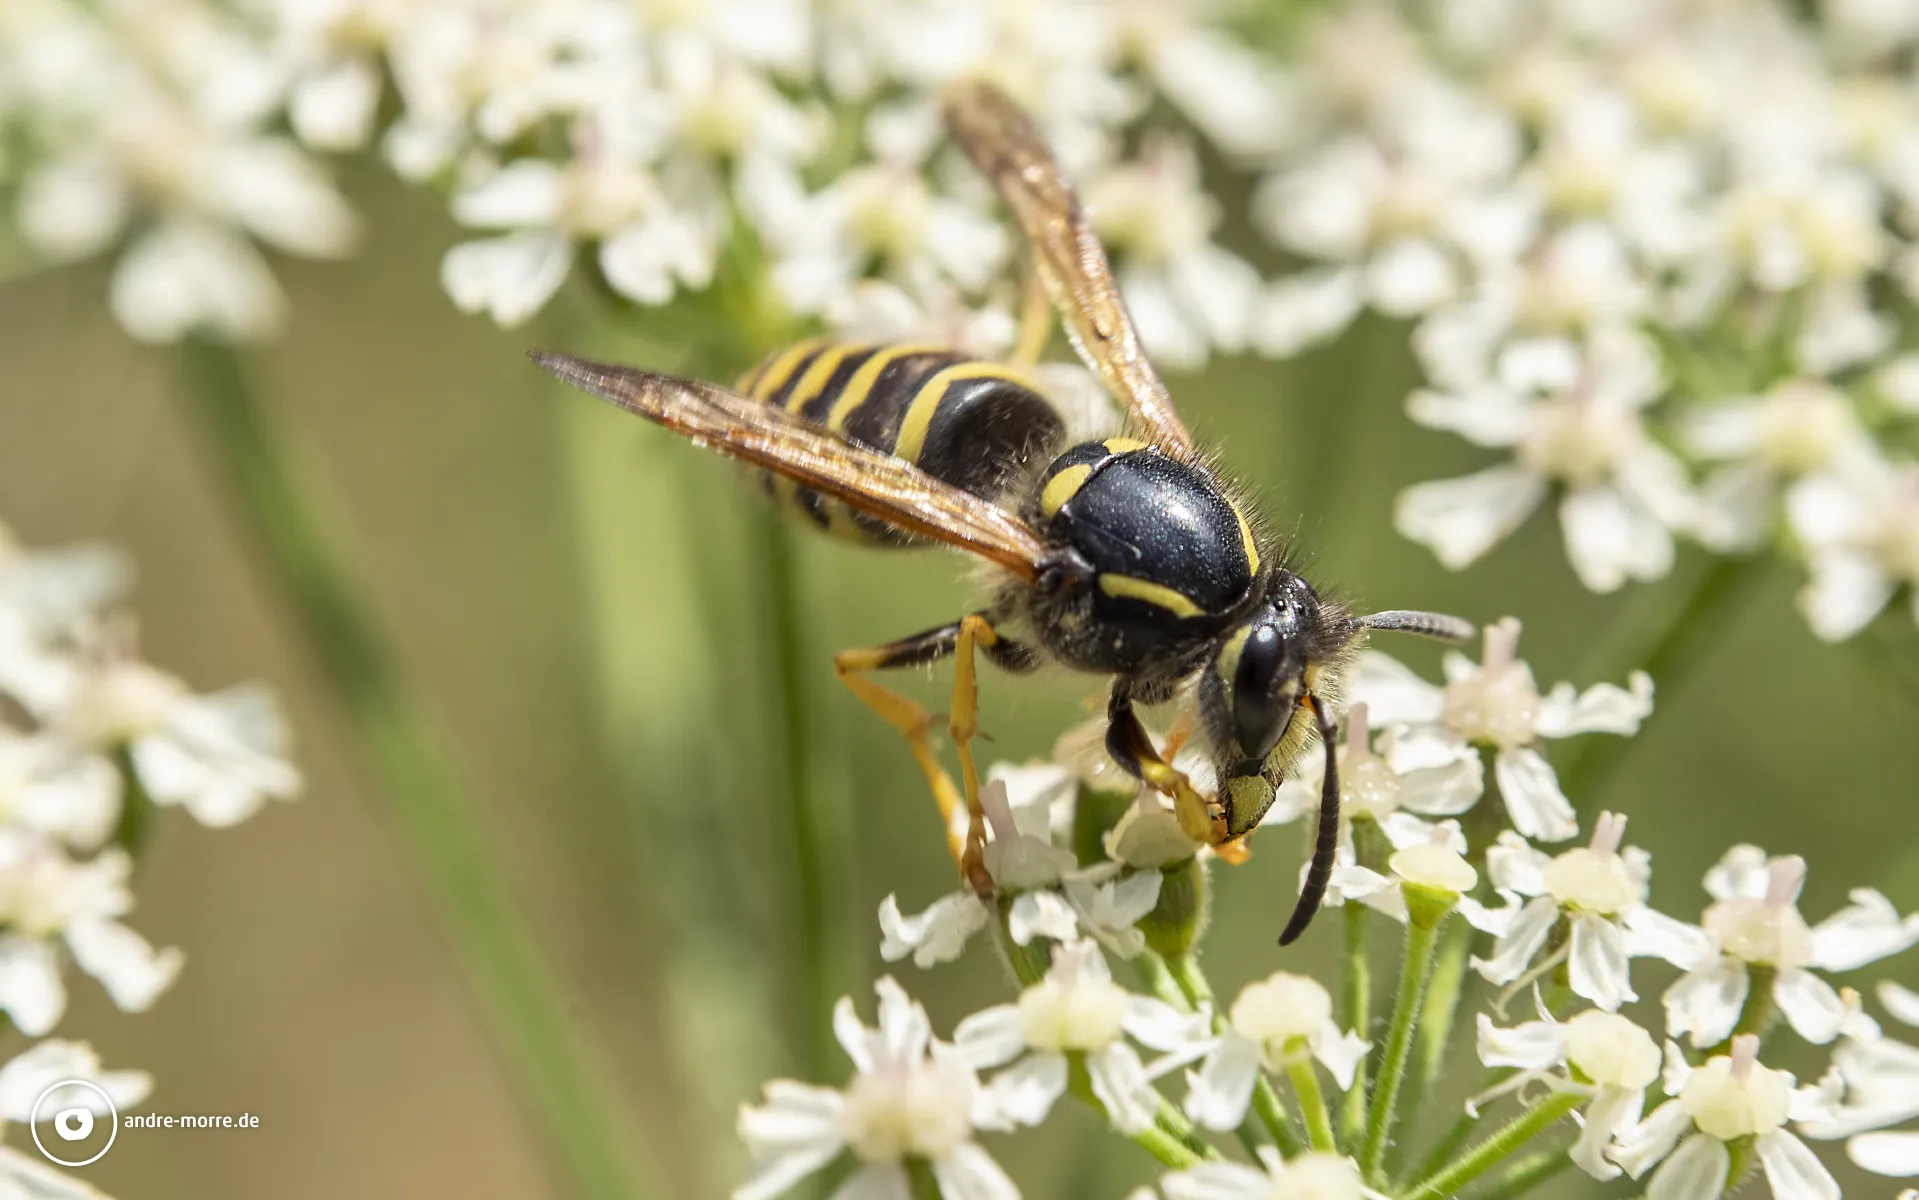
(736, 340, 1066, 545)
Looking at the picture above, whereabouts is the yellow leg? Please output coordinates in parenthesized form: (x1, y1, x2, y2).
(834, 648, 970, 872)
(1010, 269, 1052, 366)
(949, 614, 998, 892)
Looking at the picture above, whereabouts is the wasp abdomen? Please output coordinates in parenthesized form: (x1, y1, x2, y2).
(738, 340, 1065, 545)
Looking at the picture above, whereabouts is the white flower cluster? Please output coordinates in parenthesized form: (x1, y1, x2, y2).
(0, 0, 1294, 371)
(737, 612, 1918, 1199)
(1245, 0, 1919, 639)
(0, 521, 299, 1197)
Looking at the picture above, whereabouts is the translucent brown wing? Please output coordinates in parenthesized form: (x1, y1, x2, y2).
(531, 352, 1052, 580)
(943, 79, 1200, 462)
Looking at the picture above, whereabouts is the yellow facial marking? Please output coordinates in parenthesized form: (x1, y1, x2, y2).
(744, 339, 827, 401)
(1102, 436, 1149, 455)
(1216, 624, 1252, 684)
(1235, 508, 1261, 575)
(1039, 464, 1092, 517)
(1098, 574, 1204, 619)
(785, 343, 871, 412)
(895, 363, 1035, 462)
(825, 343, 948, 432)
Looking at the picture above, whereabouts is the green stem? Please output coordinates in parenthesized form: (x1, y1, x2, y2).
(906, 1158, 944, 1200)
(1402, 1092, 1582, 1200)
(1286, 1057, 1338, 1152)
(1474, 1147, 1574, 1200)
(108, 744, 157, 861)
(1558, 555, 1765, 813)
(1340, 834, 1379, 1148)
(175, 340, 659, 1199)
(1403, 1099, 1482, 1188)
(1166, 954, 1304, 1157)
(1361, 913, 1442, 1181)
(1400, 913, 1472, 1174)
(759, 513, 855, 1078)
(1708, 965, 1777, 1057)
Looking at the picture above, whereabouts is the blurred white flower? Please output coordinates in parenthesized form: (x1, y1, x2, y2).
(1666, 848, 1919, 1048)
(953, 941, 1204, 1135)
(0, 1039, 149, 1199)
(0, 833, 181, 1036)
(1787, 455, 1919, 640)
(1348, 618, 1653, 842)
(1682, 378, 1874, 553)
(734, 977, 1015, 1200)
(1799, 981, 1919, 1179)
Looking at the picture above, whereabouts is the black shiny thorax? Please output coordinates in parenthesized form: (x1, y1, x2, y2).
(1021, 439, 1261, 678)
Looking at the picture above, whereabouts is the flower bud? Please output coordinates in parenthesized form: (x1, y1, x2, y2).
(1139, 856, 1209, 960)
(1680, 1037, 1792, 1140)
(1564, 1011, 1660, 1089)
(1230, 971, 1332, 1056)
(1393, 841, 1476, 927)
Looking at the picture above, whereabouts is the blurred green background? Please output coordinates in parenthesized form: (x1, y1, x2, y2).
(2, 160, 1915, 1199)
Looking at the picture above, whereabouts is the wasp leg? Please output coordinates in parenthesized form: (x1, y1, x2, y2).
(1104, 684, 1220, 845)
(834, 616, 1038, 892)
(1010, 269, 1053, 366)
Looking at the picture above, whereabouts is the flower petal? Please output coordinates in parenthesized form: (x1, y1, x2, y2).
(1476, 1012, 1567, 1071)
(1396, 464, 1548, 570)
(65, 918, 183, 1012)
(952, 1005, 1028, 1070)
(1623, 907, 1714, 972)
(1611, 1099, 1693, 1179)
(1472, 896, 1559, 985)
(932, 1143, 1019, 1200)
(1757, 1130, 1841, 1199)
(1560, 483, 1674, 594)
(1568, 913, 1636, 1011)
(0, 937, 65, 1037)
(1088, 1042, 1163, 1134)
(978, 1050, 1068, 1128)
(1664, 959, 1750, 1049)
(1573, 1084, 1643, 1180)
(1810, 889, 1919, 972)
(1534, 672, 1655, 739)
(1646, 1134, 1729, 1200)
(1849, 1130, 1919, 1177)
(1494, 748, 1579, 842)
(1773, 968, 1848, 1045)
(1183, 1031, 1261, 1131)
(879, 892, 990, 967)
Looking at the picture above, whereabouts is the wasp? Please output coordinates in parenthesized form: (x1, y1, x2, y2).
(533, 80, 1473, 944)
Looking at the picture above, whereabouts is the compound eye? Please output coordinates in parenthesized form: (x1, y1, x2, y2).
(1232, 622, 1289, 763)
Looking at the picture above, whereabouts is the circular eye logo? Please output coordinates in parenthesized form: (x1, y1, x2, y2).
(30, 1079, 118, 1167)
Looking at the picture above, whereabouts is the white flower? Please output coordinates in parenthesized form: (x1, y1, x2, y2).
(1268, 702, 1484, 851)
(953, 941, 1205, 1135)
(0, 735, 121, 851)
(1798, 982, 1919, 1179)
(1681, 379, 1874, 553)
(0, 1039, 149, 1199)
(1466, 816, 1711, 1011)
(1610, 1035, 1838, 1200)
(1787, 454, 1919, 641)
(734, 977, 1015, 1200)
(878, 770, 1158, 967)
(1666, 848, 1919, 1048)
(1347, 618, 1653, 842)
(1086, 137, 1261, 370)
(1474, 1006, 1661, 1179)
(0, 832, 182, 1036)
(1184, 972, 1368, 1132)
(1160, 1146, 1383, 1200)
(1395, 326, 1694, 592)
(65, 662, 300, 829)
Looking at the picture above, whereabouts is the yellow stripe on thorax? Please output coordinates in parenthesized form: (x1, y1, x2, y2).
(743, 338, 827, 401)
(1103, 436, 1149, 454)
(784, 343, 872, 413)
(1234, 507, 1261, 575)
(1098, 573, 1204, 619)
(825, 343, 949, 432)
(895, 363, 1038, 463)
(1039, 464, 1092, 517)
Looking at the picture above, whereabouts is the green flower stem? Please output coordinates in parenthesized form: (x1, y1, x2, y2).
(1135, 949, 1187, 1010)
(906, 1158, 944, 1200)
(1402, 1091, 1583, 1200)
(1341, 823, 1385, 1147)
(1166, 954, 1304, 1157)
(1285, 1057, 1338, 1152)
(176, 339, 658, 1199)
(1401, 1071, 1504, 1187)
(108, 744, 157, 860)
(1361, 911, 1443, 1181)
(1401, 913, 1473, 1171)
(1474, 1147, 1574, 1200)
(1066, 1054, 1207, 1169)
(758, 512, 856, 1078)
(1558, 554, 1765, 812)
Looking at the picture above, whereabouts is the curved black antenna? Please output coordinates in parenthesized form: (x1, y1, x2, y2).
(1359, 609, 1475, 643)
(1278, 696, 1340, 946)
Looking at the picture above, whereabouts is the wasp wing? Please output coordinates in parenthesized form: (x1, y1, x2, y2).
(532, 352, 1053, 580)
(943, 79, 1200, 463)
